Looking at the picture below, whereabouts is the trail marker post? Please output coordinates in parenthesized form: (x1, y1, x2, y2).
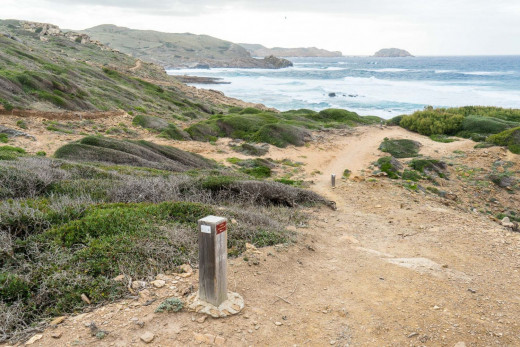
(198, 215, 228, 306)
(331, 174, 336, 187)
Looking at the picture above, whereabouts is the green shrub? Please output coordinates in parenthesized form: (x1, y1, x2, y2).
(429, 134, 457, 143)
(487, 127, 520, 154)
(0, 146, 26, 160)
(275, 178, 303, 187)
(0, 134, 8, 143)
(155, 297, 183, 313)
(399, 110, 464, 135)
(460, 115, 518, 137)
(409, 158, 448, 178)
(239, 107, 262, 115)
(401, 170, 423, 182)
(0, 273, 30, 303)
(379, 138, 421, 158)
(16, 120, 27, 129)
(241, 165, 271, 179)
(254, 123, 310, 147)
(343, 169, 351, 178)
(376, 156, 401, 179)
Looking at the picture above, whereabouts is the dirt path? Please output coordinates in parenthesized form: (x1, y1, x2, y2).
(19, 126, 520, 347)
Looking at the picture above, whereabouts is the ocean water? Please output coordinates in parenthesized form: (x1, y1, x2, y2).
(167, 56, 520, 119)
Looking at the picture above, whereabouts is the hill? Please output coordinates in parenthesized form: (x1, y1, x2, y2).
(240, 43, 342, 57)
(81, 25, 292, 69)
(373, 48, 413, 57)
(0, 19, 269, 116)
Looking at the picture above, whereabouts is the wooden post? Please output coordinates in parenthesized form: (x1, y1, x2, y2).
(198, 215, 228, 306)
(331, 174, 336, 187)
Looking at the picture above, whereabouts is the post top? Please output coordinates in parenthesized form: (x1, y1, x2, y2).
(199, 215, 227, 224)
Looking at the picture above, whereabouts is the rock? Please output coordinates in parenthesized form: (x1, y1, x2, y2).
(433, 305, 441, 310)
(81, 293, 91, 305)
(453, 342, 466, 347)
(113, 275, 125, 282)
(204, 334, 216, 344)
(502, 217, 511, 224)
(179, 264, 193, 275)
(140, 332, 155, 343)
(407, 332, 419, 338)
(262, 55, 293, 68)
(197, 315, 207, 323)
(275, 321, 283, 326)
(25, 334, 43, 345)
(151, 280, 166, 288)
(131, 280, 147, 289)
(193, 332, 206, 343)
(328, 92, 336, 97)
(50, 316, 66, 325)
(0, 125, 36, 140)
(245, 243, 257, 251)
(231, 218, 238, 224)
(51, 331, 62, 339)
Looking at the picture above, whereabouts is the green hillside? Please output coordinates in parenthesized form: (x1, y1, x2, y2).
(0, 19, 220, 116)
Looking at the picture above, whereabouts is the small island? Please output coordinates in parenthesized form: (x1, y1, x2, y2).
(373, 48, 413, 57)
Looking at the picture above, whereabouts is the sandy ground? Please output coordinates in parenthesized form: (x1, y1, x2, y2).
(3, 125, 520, 347)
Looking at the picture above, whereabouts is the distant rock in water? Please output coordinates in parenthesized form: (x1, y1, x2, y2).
(261, 55, 293, 69)
(373, 48, 413, 57)
(328, 93, 336, 97)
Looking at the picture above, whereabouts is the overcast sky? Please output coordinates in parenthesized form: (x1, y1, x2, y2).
(3, 0, 520, 55)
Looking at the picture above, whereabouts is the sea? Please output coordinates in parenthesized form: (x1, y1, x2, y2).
(167, 56, 520, 119)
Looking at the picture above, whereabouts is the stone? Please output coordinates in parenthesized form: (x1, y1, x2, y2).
(113, 275, 125, 282)
(51, 331, 62, 339)
(81, 293, 91, 305)
(197, 316, 207, 323)
(140, 332, 155, 344)
(179, 264, 193, 274)
(25, 334, 43, 345)
(204, 334, 216, 344)
(131, 280, 147, 289)
(193, 333, 206, 343)
(245, 243, 257, 251)
(50, 316, 66, 325)
(151, 280, 166, 288)
(275, 321, 283, 326)
(453, 343, 466, 347)
(231, 218, 238, 224)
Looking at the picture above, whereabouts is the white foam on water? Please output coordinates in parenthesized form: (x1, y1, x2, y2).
(167, 58, 520, 118)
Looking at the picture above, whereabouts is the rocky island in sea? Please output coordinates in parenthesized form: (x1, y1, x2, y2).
(373, 48, 413, 57)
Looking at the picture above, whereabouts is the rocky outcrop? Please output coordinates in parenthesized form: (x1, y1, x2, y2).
(240, 43, 342, 57)
(21, 21, 118, 52)
(373, 48, 413, 57)
(261, 55, 293, 68)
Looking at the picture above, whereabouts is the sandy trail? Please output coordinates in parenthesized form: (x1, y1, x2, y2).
(20, 126, 520, 347)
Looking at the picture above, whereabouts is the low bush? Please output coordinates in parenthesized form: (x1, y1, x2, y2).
(0, 134, 7, 143)
(409, 158, 448, 178)
(0, 146, 25, 160)
(376, 157, 402, 179)
(379, 138, 421, 158)
(487, 127, 520, 154)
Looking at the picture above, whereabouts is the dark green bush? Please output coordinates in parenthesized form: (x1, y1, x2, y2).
(487, 127, 520, 154)
(400, 110, 464, 136)
(379, 138, 421, 158)
(376, 156, 401, 179)
(0, 146, 26, 160)
(0, 273, 30, 303)
(0, 134, 7, 143)
(254, 123, 310, 147)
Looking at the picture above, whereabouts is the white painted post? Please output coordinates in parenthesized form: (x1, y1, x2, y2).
(331, 174, 336, 187)
(198, 215, 228, 306)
